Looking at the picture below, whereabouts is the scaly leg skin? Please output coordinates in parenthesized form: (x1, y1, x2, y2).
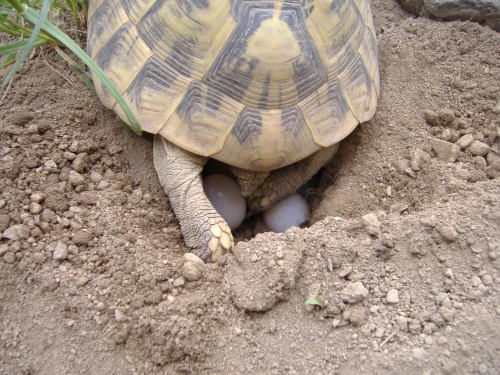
(153, 135, 233, 262)
(247, 144, 339, 214)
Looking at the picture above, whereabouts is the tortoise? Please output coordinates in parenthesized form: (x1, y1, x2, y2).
(87, 0, 380, 262)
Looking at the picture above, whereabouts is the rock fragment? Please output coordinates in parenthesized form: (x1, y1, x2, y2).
(182, 261, 202, 281)
(455, 134, 474, 150)
(424, 110, 440, 126)
(145, 290, 162, 305)
(340, 282, 369, 303)
(2, 224, 30, 240)
(361, 213, 380, 236)
(52, 242, 69, 261)
(431, 139, 461, 162)
(469, 140, 491, 156)
(410, 149, 431, 171)
(386, 289, 399, 304)
(72, 153, 89, 173)
(69, 170, 85, 186)
(411, 347, 428, 361)
(75, 276, 89, 287)
(437, 226, 458, 242)
(438, 108, 455, 123)
(72, 230, 93, 246)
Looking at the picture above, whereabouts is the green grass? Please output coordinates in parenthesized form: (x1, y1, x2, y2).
(0, 0, 141, 135)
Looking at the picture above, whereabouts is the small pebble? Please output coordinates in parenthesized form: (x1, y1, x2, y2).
(455, 134, 474, 150)
(72, 230, 93, 246)
(72, 153, 89, 173)
(481, 274, 493, 285)
(108, 145, 123, 155)
(145, 290, 162, 305)
(173, 277, 185, 287)
(438, 108, 455, 123)
(32, 252, 46, 264)
(53, 242, 69, 261)
(69, 170, 85, 186)
(479, 364, 488, 375)
(114, 309, 127, 322)
(30, 192, 46, 203)
(183, 253, 205, 268)
(436, 336, 448, 345)
(29, 202, 43, 215)
(3, 252, 16, 264)
(182, 261, 202, 281)
(361, 213, 380, 236)
(75, 276, 89, 287)
(411, 347, 428, 360)
(386, 289, 399, 304)
(431, 139, 461, 163)
(90, 171, 103, 183)
(437, 226, 458, 242)
(468, 140, 490, 156)
(340, 282, 369, 303)
(2, 224, 30, 240)
(410, 149, 431, 171)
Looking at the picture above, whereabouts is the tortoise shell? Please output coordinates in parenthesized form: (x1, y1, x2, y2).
(87, 0, 379, 171)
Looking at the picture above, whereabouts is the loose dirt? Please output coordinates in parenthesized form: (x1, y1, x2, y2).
(0, 1, 499, 374)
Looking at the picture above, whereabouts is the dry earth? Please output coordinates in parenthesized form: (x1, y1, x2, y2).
(1, 1, 500, 374)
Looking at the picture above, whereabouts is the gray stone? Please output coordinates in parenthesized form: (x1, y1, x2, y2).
(3, 224, 30, 240)
(183, 253, 205, 269)
(439, 306, 455, 322)
(114, 309, 127, 322)
(395, 316, 408, 332)
(394, 159, 416, 178)
(173, 277, 185, 287)
(30, 192, 45, 203)
(53, 242, 69, 261)
(397, 0, 500, 32)
(68, 170, 85, 186)
(411, 347, 428, 361)
(3, 252, 16, 264)
(145, 290, 162, 305)
(72, 230, 93, 246)
(424, 109, 440, 126)
(361, 213, 380, 236)
(386, 289, 400, 304)
(72, 153, 89, 173)
(468, 140, 491, 156)
(29, 202, 43, 215)
(90, 171, 103, 183)
(45, 188, 69, 213)
(340, 282, 369, 303)
(182, 261, 202, 281)
(439, 108, 455, 123)
(455, 134, 474, 150)
(437, 226, 458, 242)
(0, 214, 10, 233)
(431, 139, 461, 163)
(410, 149, 431, 171)
(75, 276, 89, 287)
(470, 169, 488, 182)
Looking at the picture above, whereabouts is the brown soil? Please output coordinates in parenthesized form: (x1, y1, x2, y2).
(1, 2, 500, 374)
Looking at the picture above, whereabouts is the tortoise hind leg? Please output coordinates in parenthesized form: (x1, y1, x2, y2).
(247, 144, 339, 214)
(153, 135, 233, 262)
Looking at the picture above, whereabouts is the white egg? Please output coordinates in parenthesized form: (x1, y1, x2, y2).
(203, 174, 246, 230)
(263, 193, 310, 233)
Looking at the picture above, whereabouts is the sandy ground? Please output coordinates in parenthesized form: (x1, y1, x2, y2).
(0, 1, 500, 374)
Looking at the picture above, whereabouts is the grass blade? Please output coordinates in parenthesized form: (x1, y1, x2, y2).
(0, 52, 16, 72)
(2, 0, 51, 86)
(0, 37, 45, 55)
